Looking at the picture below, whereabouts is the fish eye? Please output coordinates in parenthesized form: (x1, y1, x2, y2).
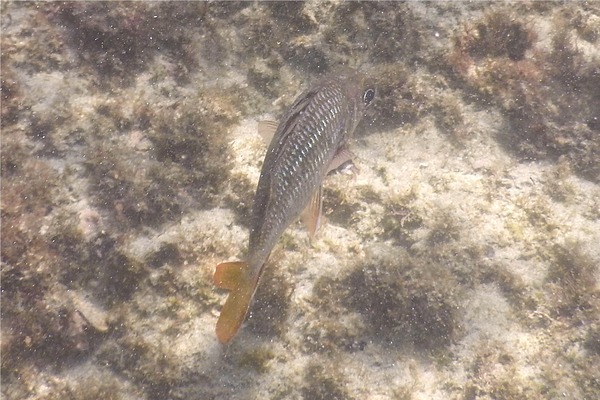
(363, 88, 375, 105)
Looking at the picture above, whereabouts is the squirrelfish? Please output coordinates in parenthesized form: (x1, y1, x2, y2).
(214, 69, 376, 343)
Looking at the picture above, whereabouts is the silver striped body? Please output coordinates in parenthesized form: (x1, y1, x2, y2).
(248, 70, 375, 275)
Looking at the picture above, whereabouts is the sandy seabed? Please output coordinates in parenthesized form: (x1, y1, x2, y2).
(2, 2, 599, 399)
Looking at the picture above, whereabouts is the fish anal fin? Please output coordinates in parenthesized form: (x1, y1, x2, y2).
(257, 120, 279, 143)
(301, 186, 323, 240)
(214, 261, 256, 344)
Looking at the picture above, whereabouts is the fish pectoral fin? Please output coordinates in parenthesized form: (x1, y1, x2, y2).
(327, 148, 356, 174)
(257, 120, 279, 143)
(214, 261, 256, 344)
(301, 185, 323, 240)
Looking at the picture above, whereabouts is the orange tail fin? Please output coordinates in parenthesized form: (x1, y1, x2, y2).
(213, 261, 256, 344)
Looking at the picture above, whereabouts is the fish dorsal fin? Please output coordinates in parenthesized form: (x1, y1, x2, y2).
(327, 148, 356, 174)
(301, 185, 323, 240)
(257, 120, 279, 143)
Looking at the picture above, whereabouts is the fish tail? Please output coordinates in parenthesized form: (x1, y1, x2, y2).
(213, 261, 256, 344)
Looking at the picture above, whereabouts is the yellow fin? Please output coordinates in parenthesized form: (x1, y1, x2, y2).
(214, 261, 256, 344)
(214, 261, 247, 290)
(301, 185, 323, 240)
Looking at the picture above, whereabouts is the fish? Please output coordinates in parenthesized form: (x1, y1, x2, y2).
(214, 69, 376, 344)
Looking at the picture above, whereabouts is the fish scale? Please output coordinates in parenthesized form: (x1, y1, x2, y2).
(213, 69, 376, 343)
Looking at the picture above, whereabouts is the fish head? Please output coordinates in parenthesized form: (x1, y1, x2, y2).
(329, 68, 377, 134)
